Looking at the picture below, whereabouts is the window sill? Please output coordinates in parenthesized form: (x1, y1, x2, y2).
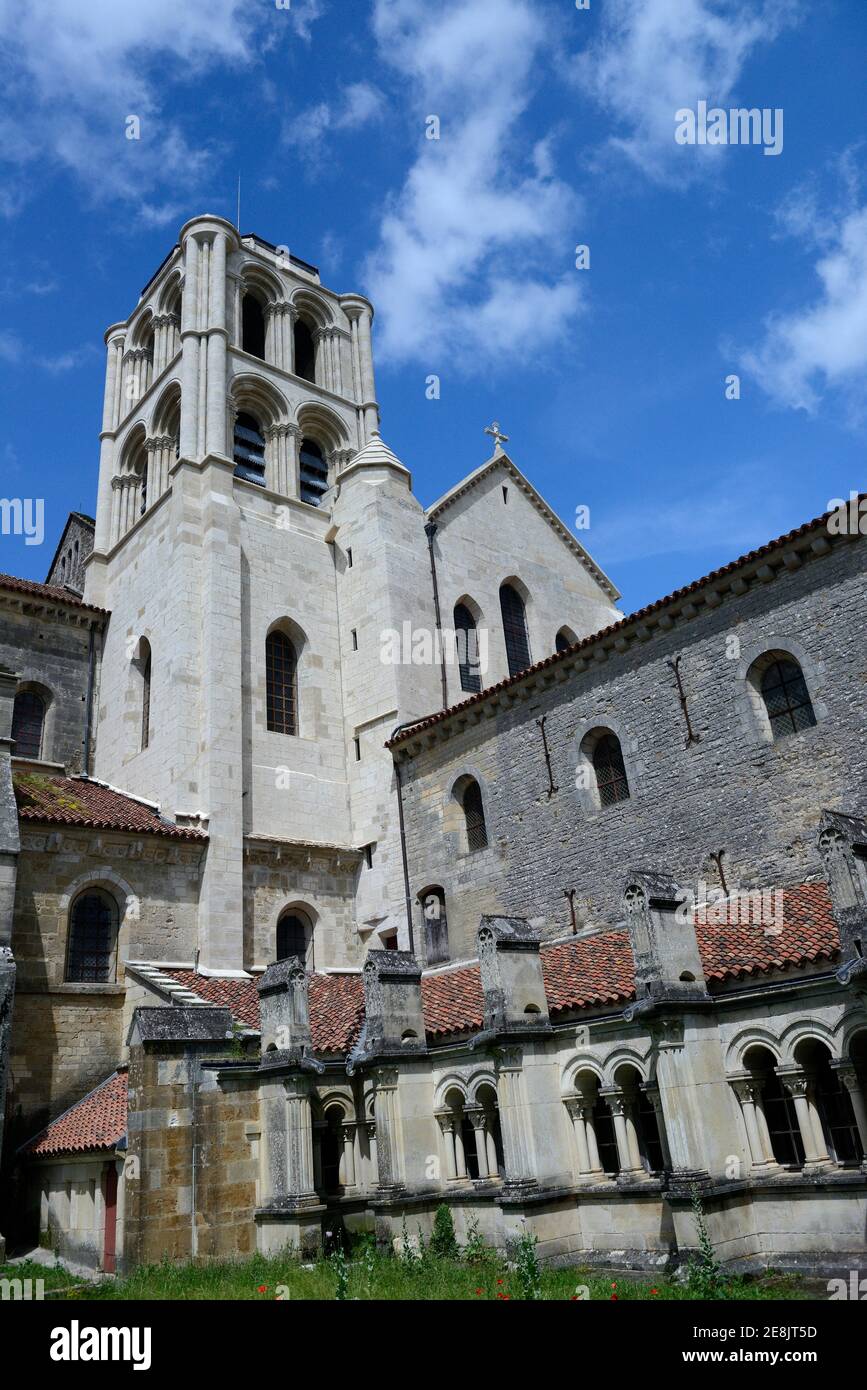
(53, 982, 125, 996)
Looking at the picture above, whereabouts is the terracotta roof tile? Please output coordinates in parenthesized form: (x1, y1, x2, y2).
(22, 1069, 127, 1157)
(542, 932, 637, 1014)
(151, 884, 843, 1049)
(13, 771, 206, 842)
(0, 571, 106, 615)
(695, 881, 839, 981)
(422, 965, 485, 1036)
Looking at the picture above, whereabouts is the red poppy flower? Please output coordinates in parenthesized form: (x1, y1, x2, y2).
(610, 1294, 618, 1301)
(257, 1285, 268, 1293)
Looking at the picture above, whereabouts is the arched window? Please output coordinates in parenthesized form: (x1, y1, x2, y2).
(439, 1085, 503, 1183)
(499, 583, 531, 677)
(592, 733, 630, 807)
(556, 627, 577, 654)
(299, 438, 328, 507)
(294, 319, 316, 383)
(140, 642, 152, 751)
(276, 910, 313, 966)
(12, 689, 46, 759)
(66, 890, 119, 983)
(462, 780, 488, 853)
(454, 603, 482, 694)
(760, 658, 816, 740)
(242, 293, 266, 360)
(419, 886, 449, 964)
(266, 631, 298, 735)
(742, 1046, 804, 1167)
(234, 411, 266, 486)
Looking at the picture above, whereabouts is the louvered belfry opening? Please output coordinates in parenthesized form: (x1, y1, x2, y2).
(454, 602, 482, 693)
(12, 689, 45, 759)
(463, 780, 488, 852)
(593, 734, 630, 807)
(233, 411, 267, 486)
(266, 630, 298, 735)
(500, 583, 531, 677)
(761, 659, 817, 739)
(67, 891, 118, 983)
(299, 438, 328, 507)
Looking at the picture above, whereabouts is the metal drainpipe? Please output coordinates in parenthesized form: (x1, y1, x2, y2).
(424, 521, 449, 710)
(83, 619, 97, 775)
(389, 723, 419, 956)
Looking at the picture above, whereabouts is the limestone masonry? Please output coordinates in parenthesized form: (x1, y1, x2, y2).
(0, 216, 864, 1275)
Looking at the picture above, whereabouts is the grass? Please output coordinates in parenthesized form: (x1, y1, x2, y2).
(0, 1258, 86, 1293)
(17, 1251, 808, 1302)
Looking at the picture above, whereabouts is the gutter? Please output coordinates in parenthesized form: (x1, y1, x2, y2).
(424, 521, 449, 710)
(83, 620, 97, 776)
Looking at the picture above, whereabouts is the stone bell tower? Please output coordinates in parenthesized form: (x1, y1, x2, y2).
(83, 215, 439, 975)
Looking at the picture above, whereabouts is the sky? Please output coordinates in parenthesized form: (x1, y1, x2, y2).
(1, 0, 866, 612)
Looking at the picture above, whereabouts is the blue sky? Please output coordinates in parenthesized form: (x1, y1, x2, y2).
(1, 0, 866, 612)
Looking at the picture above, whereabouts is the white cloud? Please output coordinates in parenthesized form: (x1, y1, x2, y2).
(741, 198, 867, 416)
(283, 82, 386, 164)
(0, 0, 321, 215)
(364, 0, 582, 367)
(571, 0, 802, 184)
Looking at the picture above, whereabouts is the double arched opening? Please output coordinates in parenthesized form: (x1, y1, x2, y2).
(565, 1064, 667, 1181)
(437, 1082, 504, 1184)
(733, 1036, 866, 1172)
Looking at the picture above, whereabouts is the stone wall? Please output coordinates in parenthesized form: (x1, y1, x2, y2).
(0, 592, 100, 773)
(396, 534, 867, 960)
(9, 827, 203, 1136)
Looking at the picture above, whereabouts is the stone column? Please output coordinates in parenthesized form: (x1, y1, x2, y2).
(565, 1097, 592, 1176)
(731, 1078, 774, 1170)
(485, 1123, 498, 1179)
(467, 1108, 490, 1179)
(205, 229, 228, 459)
(835, 1063, 867, 1161)
(623, 1095, 645, 1173)
(454, 1117, 467, 1180)
(341, 298, 378, 440)
(602, 1090, 642, 1176)
(339, 1124, 357, 1188)
(179, 230, 200, 460)
(437, 1112, 458, 1181)
(779, 1071, 830, 1167)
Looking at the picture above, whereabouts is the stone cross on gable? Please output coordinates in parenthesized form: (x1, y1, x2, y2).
(484, 421, 509, 455)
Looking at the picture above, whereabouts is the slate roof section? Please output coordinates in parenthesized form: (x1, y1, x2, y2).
(13, 771, 207, 842)
(387, 500, 860, 749)
(0, 571, 106, 615)
(22, 1069, 128, 1157)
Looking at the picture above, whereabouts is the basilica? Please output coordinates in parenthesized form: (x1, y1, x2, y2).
(0, 215, 864, 1275)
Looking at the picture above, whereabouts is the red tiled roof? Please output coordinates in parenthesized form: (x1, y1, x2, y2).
(542, 932, 636, 1014)
(22, 1069, 128, 1157)
(422, 964, 485, 1036)
(309, 974, 366, 1053)
(13, 771, 206, 842)
(386, 501, 861, 748)
(158, 969, 367, 1054)
(696, 882, 839, 981)
(151, 884, 842, 1048)
(0, 571, 106, 615)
